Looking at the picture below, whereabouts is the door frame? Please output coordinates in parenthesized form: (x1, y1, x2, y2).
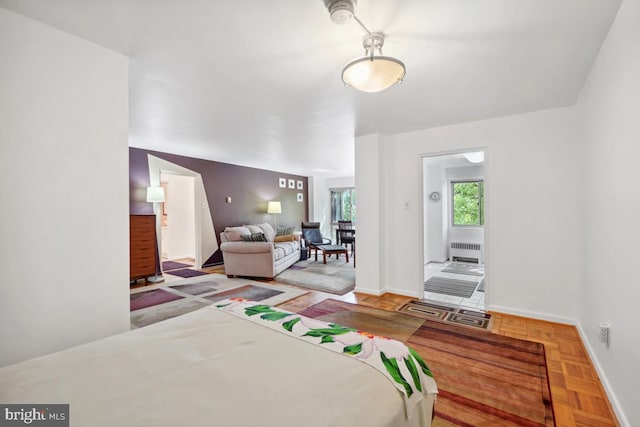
(418, 147, 490, 305)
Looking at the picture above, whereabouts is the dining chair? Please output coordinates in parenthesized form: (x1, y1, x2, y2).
(337, 220, 355, 255)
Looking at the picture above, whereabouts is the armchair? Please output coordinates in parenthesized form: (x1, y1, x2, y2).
(301, 222, 331, 258)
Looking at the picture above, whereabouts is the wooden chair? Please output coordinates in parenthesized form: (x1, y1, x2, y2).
(337, 220, 355, 256)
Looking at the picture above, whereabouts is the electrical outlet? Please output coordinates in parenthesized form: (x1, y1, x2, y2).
(599, 323, 609, 345)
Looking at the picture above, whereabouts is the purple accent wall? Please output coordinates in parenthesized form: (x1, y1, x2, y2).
(129, 148, 309, 266)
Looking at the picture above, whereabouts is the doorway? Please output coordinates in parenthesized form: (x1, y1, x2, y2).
(160, 173, 196, 266)
(422, 150, 486, 310)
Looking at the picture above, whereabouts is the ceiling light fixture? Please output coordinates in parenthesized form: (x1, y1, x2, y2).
(326, 0, 406, 93)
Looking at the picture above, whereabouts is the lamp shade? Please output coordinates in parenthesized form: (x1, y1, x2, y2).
(267, 201, 282, 214)
(146, 186, 165, 203)
(342, 56, 405, 93)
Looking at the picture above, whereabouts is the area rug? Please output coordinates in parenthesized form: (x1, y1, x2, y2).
(299, 299, 554, 427)
(398, 300, 493, 330)
(441, 262, 484, 277)
(425, 276, 479, 298)
(162, 260, 192, 271)
(273, 258, 355, 295)
(130, 274, 308, 328)
(164, 268, 208, 278)
(130, 289, 184, 311)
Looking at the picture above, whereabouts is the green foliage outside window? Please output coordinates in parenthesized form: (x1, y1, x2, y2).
(452, 181, 484, 226)
(331, 188, 356, 223)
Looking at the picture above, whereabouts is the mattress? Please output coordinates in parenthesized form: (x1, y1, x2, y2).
(0, 302, 435, 427)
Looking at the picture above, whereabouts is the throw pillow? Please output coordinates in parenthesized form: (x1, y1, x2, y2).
(256, 223, 276, 242)
(244, 225, 262, 234)
(274, 234, 295, 242)
(276, 226, 294, 237)
(241, 232, 267, 242)
(223, 226, 251, 242)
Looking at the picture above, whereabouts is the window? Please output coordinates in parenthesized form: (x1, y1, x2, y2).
(452, 180, 484, 226)
(331, 188, 356, 223)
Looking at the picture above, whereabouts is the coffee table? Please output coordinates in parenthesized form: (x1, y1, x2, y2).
(312, 244, 349, 264)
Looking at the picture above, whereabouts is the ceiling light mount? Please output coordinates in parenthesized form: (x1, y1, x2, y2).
(362, 32, 385, 56)
(327, 0, 356, 25)
(326, 0, 406, 93)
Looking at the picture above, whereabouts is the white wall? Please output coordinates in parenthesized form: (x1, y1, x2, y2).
(310, 175, 355, 240)
(354, 134, 386, 295)
(423, 163, 446, 263)
(357, 107, 582, 321)
(575, 0, 640, 424)
(0, 9, 129, 366)
(163, 174, 196, 260)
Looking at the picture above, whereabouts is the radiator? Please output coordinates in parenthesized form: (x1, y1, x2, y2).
(449, 242, 483, 264)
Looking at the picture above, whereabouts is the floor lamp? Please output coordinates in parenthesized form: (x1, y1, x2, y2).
(267, 201, 281, 230)
(146, 186, 165, 283)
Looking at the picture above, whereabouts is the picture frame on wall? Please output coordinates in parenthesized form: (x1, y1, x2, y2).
(297, 180, 303, 190)
(297, 193, 303, 202)
(279, 178, 286, 188)
(288, 179, 295, 189)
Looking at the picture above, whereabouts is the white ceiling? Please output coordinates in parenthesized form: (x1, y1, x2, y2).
(0, 0, 621, 177)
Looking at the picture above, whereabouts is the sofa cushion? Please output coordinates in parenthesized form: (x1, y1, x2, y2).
(241, 232, 267, 242)
(275, 241, 299, 256)
(256, 223, 276, 242)
(223, 226, 251, 242)
(273, 246, 286, 260)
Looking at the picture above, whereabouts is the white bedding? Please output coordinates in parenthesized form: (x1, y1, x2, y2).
(0, 306, 434, 427)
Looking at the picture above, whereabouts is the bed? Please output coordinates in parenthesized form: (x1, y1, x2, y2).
(0, 299, 437, 427)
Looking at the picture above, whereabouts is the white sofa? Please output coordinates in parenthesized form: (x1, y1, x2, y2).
(219, 223, 301, 278)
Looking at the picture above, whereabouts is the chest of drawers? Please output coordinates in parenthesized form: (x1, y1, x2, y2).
(130, 215, 157, 281)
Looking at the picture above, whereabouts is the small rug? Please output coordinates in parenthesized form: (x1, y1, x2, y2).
(425, 276, 479, 298)
(165, 268, 208, 278)
(441, 262, 484, 277)
(130, 274, 308, 328)
(274, 258, 355, 295)
(398, 300, 493, 330)
(162, 260, 192, 271)
(300, 299, 554, 427)
(130, 289, 184, 311)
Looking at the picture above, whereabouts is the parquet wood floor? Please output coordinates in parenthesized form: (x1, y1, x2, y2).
(274, 288, 620, 427)
(195, 263, 620, 426)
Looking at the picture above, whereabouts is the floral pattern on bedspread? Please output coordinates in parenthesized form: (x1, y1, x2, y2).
(210, 298, 437, 419)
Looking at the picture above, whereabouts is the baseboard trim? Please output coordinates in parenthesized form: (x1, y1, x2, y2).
(576, 324, 629, 427)
(353, 286, 385, 296)
(488, 305, 575, 325)
(384, 287, 421, 298)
